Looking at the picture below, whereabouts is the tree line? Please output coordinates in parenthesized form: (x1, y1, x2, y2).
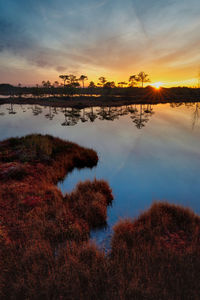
(0, 71, 151, 98)
(40, 71, 151, 89)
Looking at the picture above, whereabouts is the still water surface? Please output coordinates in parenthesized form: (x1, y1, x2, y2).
(0, 102, 200, 245)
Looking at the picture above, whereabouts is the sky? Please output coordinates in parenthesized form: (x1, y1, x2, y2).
(0, 0, 200, 87)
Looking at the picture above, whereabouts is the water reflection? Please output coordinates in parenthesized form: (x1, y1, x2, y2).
(0, 103, 158, 129)
(1, 102, 200, 130)
(1, 102, 200, 246)
(192, 103, 200, 130)
(7, 103, 16, 115)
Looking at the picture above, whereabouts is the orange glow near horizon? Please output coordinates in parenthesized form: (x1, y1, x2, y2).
(5, 68, 199, 88)
(150, 82, 163, 89)
(85, 77, 199, 89)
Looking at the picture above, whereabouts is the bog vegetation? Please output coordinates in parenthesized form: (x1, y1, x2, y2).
(0, 135, 200, 299)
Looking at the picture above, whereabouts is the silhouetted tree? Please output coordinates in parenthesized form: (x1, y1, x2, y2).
(129, 75, 138, 87)
(53, 81, 59, 87)
(42, 80, 51, 88)
(79, 75, 88, 88)
(88, 81, 96, 88)
(98, 77, 107, 87)
(137, 71, 150, 88)
(104, 81, 115, 88)
(59, 75, 69, 86)
(129, 72, 150, 87)
(68, 75, 80, 87)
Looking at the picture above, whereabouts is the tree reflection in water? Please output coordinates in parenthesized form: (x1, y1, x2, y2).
(86, 107, 98, 122)
(1, 102, 200, 130)
(45, 106, 55, 120)
(20, 105, 27, 113)
(61, 108, 81, 126)
(192, 103, 200, 130)
(32, 105, 42, 116)
(7, 103, 16, 115)
(80, 108, 88, 122)
(170, 102, 200, 130)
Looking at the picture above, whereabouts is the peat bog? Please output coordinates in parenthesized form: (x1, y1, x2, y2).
(0, 134, 200, 299)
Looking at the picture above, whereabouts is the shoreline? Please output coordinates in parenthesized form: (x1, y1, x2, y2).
(1, 95, 200, 108)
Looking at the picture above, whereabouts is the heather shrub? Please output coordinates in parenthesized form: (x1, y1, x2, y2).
(0, 162, 28, 181)
(1, 135, 200, 299)
(53, 242, 109, 300)
(0, 134, 113, 299)
(109, 203, 200, 300)
(67, 180, 113, 227)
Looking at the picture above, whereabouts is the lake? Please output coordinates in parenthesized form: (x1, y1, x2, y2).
(0, 102, 200, 246)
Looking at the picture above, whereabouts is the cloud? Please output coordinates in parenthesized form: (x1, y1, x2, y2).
(0, 0, 200, 84)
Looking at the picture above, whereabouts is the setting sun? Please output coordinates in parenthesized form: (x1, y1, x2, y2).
(151, 82, 163, 89)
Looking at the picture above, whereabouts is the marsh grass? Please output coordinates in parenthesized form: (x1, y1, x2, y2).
(109, 202, 200, 299)
(0, 135, 200, 299)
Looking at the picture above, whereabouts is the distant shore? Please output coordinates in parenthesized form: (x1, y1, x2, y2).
(1, 86, 200, 108)
(0, 94, 200, 108)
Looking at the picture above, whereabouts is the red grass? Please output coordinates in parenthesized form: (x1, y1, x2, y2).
(109, 202, 200, 299)
(66, 180, 113, 227)
(1, 135, 200, 299)
(0, 134, 113, 299)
